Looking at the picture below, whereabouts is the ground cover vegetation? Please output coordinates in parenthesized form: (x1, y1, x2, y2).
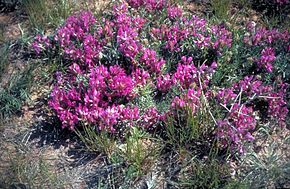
(0, 0, 289, 188)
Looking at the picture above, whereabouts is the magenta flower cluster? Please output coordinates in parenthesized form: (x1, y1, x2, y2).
(275, 0, 289, 4)
(150, 15, 232, 53)
(216, 104, 256, 153)
(33, 0, 289, 153)
(256, 47, 275, 72)
(32, 35, 51, 54)
(244, 24, 289, 46)
(49, 65, 137, 131)
(215, 76, 288, 152)
(244, 23, 289, 73)
(167, 6, 182, 20)
(126, 0, 166, 11)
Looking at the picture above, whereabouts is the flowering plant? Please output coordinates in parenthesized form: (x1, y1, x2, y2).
(33, 0, 289, 153)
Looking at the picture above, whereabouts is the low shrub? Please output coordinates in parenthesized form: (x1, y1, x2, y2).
(32, 0, 289, 154)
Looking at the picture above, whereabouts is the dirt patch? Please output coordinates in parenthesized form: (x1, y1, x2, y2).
(0, 11, 28, 43)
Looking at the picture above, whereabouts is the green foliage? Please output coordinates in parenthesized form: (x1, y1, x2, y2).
(22, 0, 73, 31)
(241, 134, 290, 189)
(134, 83, 156, 113)
(0, 64, 35, 117)
(75, 125, 116, 156)
(223, 180, 249, 189)
(232, 0, 252, 9)
(164, 99, 216, 152)
(120, 127, 161, 175)
(262, 13, 285, 29)
(251, 0, 290, 22)
(179, 159, 233, 189)
(22, 0, 47, 30)
(211, 0, 232, 20)
(211, 29, 244, 87)
(0, 44, 9, 78)
(0, 143, 67, 189)
(0, 23, 5, 43)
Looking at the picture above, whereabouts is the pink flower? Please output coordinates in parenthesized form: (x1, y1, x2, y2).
(267, 92, 288, 127)
(216, 104, 256, 153)
(275, 0, 289, 4)
(132, 68, 150, 86)
(171, 88, 201, 114)
(173, 63, 198, 88)
(120, 106, 140, 121)
(167, 6, 182, 19)
(157, 74, 172, 92)
(140, 107, 161, 128)
(140, 48, 165, 73)
(256, 47, 275, 72)
(69, 63, 82, 74)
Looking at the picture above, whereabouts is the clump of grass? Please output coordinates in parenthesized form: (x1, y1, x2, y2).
(120, 127, 162, 176)
(0, 142, 67, 189)
(232, 0, 252, 9)
(76, 125, 162, 177)
(165, 110, 205, 149)
(75, 125, 116, 156)
(211, 0, 232, 20)
(22, 0, 47, 30)
(0, 23, 5, 43)
(48, 0, 74, 28)
(22, 0, 73, 31)
(240, 133, 290, 188)
(0, 44, 9, 77)
(75, 126, 159, 187)
(262, 13, 290, 29)
(164, 92, 217, 155)
(0, 63, 35, 117)
(179, 159, 232, 189)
